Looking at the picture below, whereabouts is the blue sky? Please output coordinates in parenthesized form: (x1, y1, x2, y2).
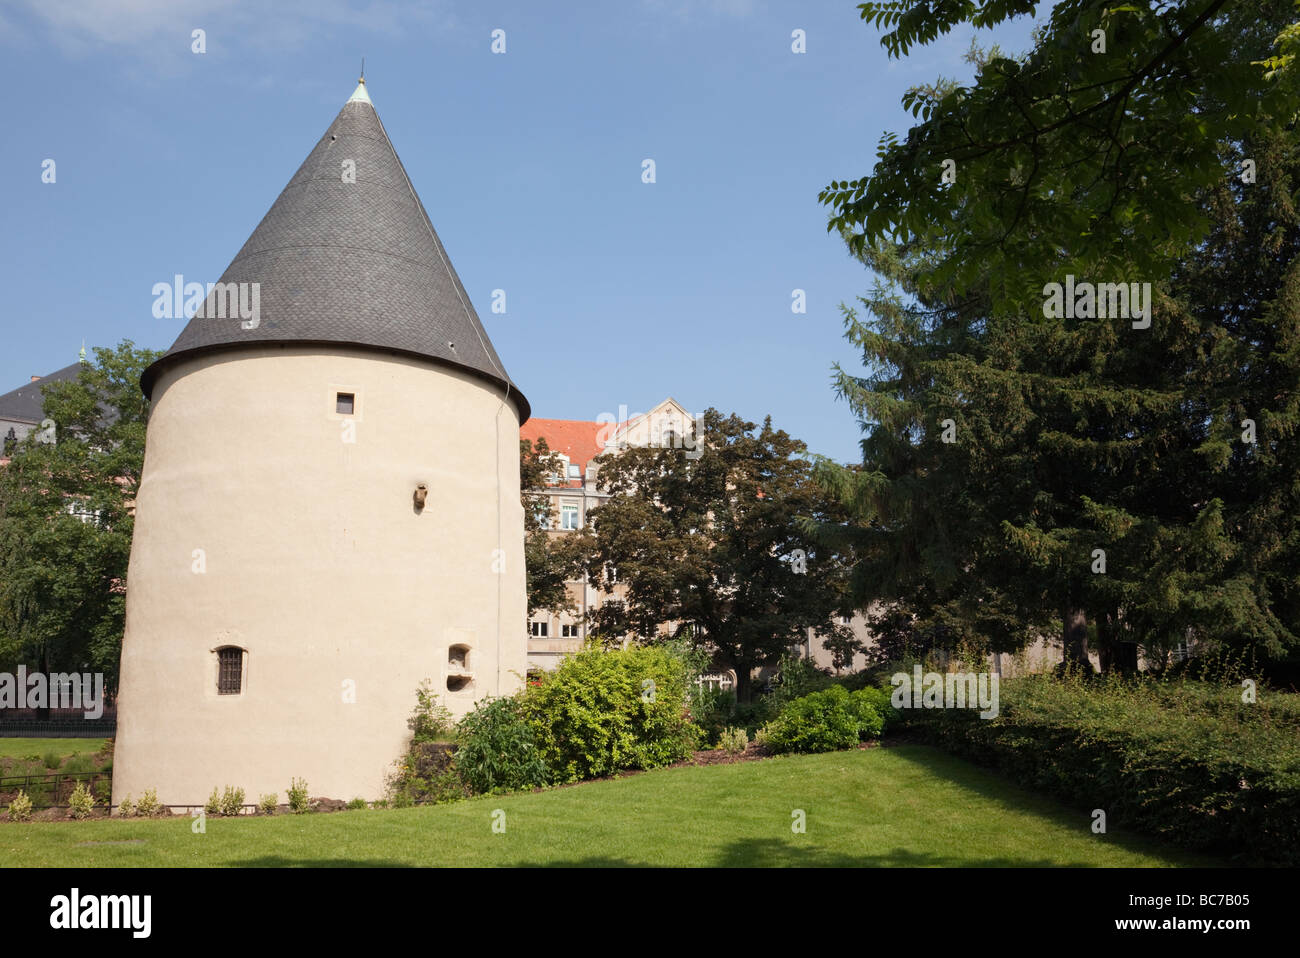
(1, 0, 1040, 463)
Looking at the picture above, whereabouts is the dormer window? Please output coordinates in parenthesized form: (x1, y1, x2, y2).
(567, 463, 581, 479)
(553, 454, 570, 484)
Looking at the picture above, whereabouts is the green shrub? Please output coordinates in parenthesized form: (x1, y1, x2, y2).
(384, 684, 474, 806)
(408, 680, 456, 744)
(850, 686, 896, 734)
(93, 778, 111, 803)
(389, 762, 468, 807)
(832, 669, 879, 692)
(691, 687, 737, 746)
(718, 726, 748, 755)
(733, 696, 779, 737)
(453, 696, 550, 794)
(219, 786, 245, 816)
(8, 790, 32, 822)
(287, 778, 310, 814)
(24, 780, 52, 807)
(117, 794, 135, 818)
(772, 653, 834, 704)
(136, 788, 161, 818)
(41, 751, 60, 770)
(521, 643, 704, 783)
(387, 694, 472, 807)
(906, 674, 1300, 865)
(64, 754, 95, 775)
(258, 794, 278, 815)
(761, 685, 888, 754)
(68, 781, 94, 819)
(205, 787, 221, 815)
(346, 797, 368, 810)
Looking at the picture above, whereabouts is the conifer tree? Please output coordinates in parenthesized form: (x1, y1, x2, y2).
(813, 3, 1300, 671)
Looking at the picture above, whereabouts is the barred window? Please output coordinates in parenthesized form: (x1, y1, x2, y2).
(217, 647, 244, 694)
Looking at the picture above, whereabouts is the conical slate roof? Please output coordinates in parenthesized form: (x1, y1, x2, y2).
(140, 80, 528, 421)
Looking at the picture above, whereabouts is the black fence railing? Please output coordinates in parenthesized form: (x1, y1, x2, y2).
(0, 770, 106, 808)
(0, 720, 116, 738)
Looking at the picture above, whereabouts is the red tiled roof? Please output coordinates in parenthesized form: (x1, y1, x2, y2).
(520, 418, 608, 487)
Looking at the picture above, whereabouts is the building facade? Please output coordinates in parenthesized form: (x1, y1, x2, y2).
(519, 397, 702, 670)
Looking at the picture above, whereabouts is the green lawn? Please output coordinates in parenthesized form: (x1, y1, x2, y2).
(0, 745, 1222, 867)
(0, 738, 109, 761)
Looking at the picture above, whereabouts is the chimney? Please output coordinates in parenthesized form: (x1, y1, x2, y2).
(30, 376, 40, 382)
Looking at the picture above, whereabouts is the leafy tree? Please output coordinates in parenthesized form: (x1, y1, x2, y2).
(0, 341, 160, 696)
(573, 409, 855, 701)
(811, 9, 1300, 673)
(520, 436, 584, 618)
(821, 0, 1300, 318)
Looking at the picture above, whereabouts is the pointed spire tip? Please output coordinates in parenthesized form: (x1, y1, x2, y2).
(347, 76, 371, 105)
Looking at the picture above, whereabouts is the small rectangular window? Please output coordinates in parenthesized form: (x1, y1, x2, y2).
(529, 621, 549, 637)
(217, 647, 243, 694)
(561, 624, 580, 638)
(567, 464, 581, 478)
(561, 502, 580, 530)
(336, 392, 355, 415)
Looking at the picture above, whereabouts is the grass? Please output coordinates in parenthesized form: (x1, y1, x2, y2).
(0, 746, 1222, 867)
(0, 739, 109, 761)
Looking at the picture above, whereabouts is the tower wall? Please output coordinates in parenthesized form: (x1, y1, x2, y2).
(113, 345, 527, 807)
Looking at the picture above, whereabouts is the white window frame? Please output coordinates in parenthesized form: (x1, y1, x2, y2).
(696, 672, 734, 693)
(560, 501, 580, 530)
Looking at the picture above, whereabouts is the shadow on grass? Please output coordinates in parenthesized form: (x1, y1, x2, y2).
(228, 844, 1082, 868)
(879, 743, 1228, 866)
(229, 857, 417, 867)
(477, 841, 1106, 868)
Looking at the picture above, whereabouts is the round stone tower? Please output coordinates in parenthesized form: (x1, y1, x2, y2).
(112, 80, 529, 807)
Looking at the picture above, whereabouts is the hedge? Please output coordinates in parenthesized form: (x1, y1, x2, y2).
(899, 674, 1300, 865)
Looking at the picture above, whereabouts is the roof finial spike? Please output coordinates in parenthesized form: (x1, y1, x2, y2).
(347, 66, 372, 105)
(79, 340, 87, 365)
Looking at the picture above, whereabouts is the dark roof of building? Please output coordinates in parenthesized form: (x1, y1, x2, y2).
(140, 81, 529, 422)
(0, 363, 86, 424)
